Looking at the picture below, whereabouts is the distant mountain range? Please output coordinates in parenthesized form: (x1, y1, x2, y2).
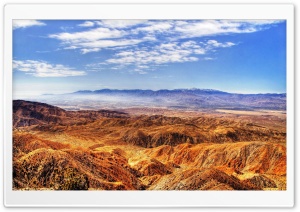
(73, 88, 285, 96)
(67, 88, 286, 110)
(73, 88, 231, 95)
(32, 88, 286, 111)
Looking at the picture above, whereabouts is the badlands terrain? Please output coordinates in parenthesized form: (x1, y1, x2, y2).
(13, 95, 286, 190)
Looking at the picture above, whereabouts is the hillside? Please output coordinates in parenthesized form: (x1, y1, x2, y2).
(12, 100, 286, 190)
(13, 100, 128, 128)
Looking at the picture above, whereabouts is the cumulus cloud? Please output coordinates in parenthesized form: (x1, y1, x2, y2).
(13, 20, 46, 29)
(13, 60, 86, 77)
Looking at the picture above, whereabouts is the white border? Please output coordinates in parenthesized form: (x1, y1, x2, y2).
(4, 4, 294, 207)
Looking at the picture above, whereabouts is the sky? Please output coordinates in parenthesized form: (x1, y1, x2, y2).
(12, 19, 286, 98)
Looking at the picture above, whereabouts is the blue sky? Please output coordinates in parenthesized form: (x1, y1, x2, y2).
(13, 20, 286, 98)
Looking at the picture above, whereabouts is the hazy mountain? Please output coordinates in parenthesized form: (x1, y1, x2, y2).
(69, 88, 286, 110)
(74, 88, 230, 96)
(21, 89, 286, 111)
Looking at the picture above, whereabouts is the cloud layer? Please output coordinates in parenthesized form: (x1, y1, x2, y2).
(11, 19, 280, 75)
(49, 20, 281, 53)
(13, 60, 86, 77)
(13, 20, 46, 29)
(106, 40, 234, 70)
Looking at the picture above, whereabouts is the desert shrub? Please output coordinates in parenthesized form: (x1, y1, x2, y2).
(53, 167, 89, 190)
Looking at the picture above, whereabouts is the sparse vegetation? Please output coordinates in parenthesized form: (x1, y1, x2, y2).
(53, 168, 89, 190)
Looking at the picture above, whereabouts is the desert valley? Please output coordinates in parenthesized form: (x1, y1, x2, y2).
(12, 89, 286, 191)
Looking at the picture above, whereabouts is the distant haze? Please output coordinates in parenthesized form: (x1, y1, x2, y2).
(16, 88, 286, 111)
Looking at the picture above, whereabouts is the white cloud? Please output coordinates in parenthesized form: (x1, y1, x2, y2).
(206, 40, 235, 48)
(13, 60, 86, 77)
(116, 51, 134, 57)
(64, 46, 78, 50)
(238, 20, 283, 26)
(46, 18, 283, 72)
(97, 20, 147, 28)
(49, 27, 125, 42)
(143, 35, 157, 41)
(194, 48, 206, 54)
(111, 66, 125, 70)
(78, 39, 142, 50)
(204, 57, 215, 60)
(105, 39, 236, 73)
(78, 21, 95, 27)
(134, 21, 173, 33)
(49, 27, 144, 53)
(107, 43, 196, 66)
(85, 63, 107, 72)
(81, 48, 100, 54)
(136, 65, 149, 69)
(60, 26, 74, 31)
(174, 20, 283, 39)
(132, 69, 147, 74)
(180, 41, 197, 48)
(13, 20, 45, 29)
(49, 20, 282, 55)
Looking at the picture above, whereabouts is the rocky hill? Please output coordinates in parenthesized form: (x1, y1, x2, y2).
(13, 100, 128, 128)
(12, 100, 286, 190)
